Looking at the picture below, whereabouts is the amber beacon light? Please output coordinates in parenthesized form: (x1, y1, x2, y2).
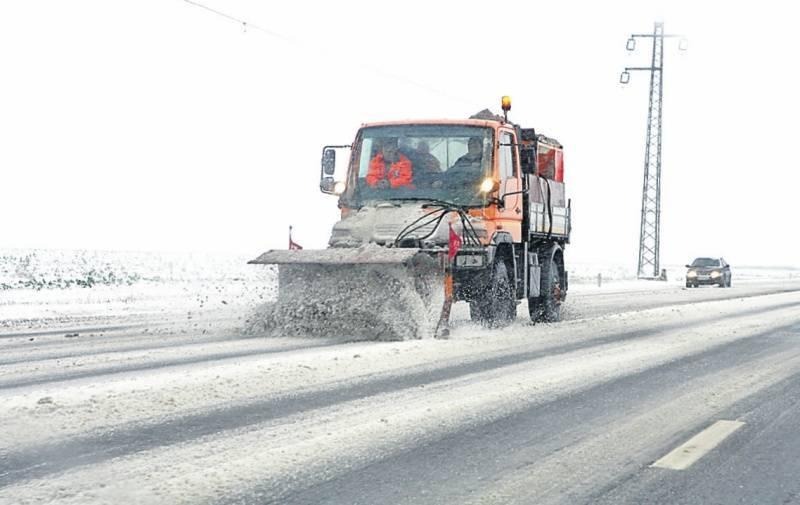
(501, 96, 511, 121)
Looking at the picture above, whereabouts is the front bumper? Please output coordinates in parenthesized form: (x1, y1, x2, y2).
(686, 275, 723, 285)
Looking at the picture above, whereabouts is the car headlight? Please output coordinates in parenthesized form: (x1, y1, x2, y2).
(687, 270, 697, 278)
(710, 271, 721, 278)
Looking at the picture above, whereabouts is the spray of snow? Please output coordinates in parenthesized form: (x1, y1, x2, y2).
(246, 261, 445, 340)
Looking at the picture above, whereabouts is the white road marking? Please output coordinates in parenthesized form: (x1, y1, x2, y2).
(652, 419, 745, 470)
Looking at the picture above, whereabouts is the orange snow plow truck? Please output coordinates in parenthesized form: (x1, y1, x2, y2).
(251, 98, 571, 340)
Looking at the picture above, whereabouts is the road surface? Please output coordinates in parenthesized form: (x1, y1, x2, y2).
(2, 278, 800, 504)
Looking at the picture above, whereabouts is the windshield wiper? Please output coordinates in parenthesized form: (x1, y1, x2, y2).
(385, 197, 482, 209)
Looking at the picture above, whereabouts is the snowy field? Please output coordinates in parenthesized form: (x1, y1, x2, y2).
(1, 249, 800, 504)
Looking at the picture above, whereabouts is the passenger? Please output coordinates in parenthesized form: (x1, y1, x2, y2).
(366, 137, 414, 189)
(409, 140, 442, 187)
(413, 141, 441, 172)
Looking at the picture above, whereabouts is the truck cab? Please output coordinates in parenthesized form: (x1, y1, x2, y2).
(317, 109, 570, 326)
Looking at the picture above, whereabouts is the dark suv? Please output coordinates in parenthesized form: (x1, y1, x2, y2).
(686, 257, 732, 288)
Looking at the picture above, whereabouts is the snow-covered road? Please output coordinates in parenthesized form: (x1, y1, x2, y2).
(2, 278, 800, 504)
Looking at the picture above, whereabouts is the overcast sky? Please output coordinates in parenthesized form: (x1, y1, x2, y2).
(1, 1, 798, 267)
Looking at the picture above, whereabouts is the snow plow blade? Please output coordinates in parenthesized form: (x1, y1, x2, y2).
(248, 247, 446, 341)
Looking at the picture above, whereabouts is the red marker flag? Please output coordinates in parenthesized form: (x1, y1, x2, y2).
(448, 223, 462, 260)
(288, 226, 303, 250)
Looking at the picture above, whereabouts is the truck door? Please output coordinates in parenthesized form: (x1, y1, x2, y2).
(498, 130, 522, 241)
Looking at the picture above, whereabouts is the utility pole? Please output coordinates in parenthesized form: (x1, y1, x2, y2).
(620, 22, 686, 279)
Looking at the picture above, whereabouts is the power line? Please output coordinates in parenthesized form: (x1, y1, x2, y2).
(181, 0, 481, 109)
(182, 0, 296, 43)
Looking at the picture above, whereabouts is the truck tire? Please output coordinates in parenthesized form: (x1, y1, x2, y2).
(468, 270, 489, 323)
(468, 299, 487, 323)
(471, 260, 515, 327)
(529, 255, 562, 323)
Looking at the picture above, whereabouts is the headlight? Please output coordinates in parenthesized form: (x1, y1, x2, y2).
(479, 178, 499, 193)
(687, 270, 697, 278)
(710, 271, 721, 278)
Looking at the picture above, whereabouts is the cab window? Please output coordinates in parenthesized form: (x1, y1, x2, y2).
(499, 131, 517, 180)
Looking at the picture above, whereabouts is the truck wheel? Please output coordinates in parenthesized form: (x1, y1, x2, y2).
(488, 260, 516, 327)
(529, 255, 562, 323)
(468, 270, 489, 323)
(469, 300, 487, 322)
(471, 260, 515, 327)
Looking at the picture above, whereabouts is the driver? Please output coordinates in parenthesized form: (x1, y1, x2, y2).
(366, 137, 414, 189)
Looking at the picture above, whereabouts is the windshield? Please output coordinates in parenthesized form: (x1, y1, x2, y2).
(691, 258, 720, 267)
(348, 125, 494, 206)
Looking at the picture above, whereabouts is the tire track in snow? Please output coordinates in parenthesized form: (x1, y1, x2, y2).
(0, 324, 147, 341)
(562, 282, 800, 321)
(0, 331, 268, 366)
(4, 304, 800, 505)
(4, 297, 799, 391)
(0, 339, 339, 390)
(2, 300, 799, 488)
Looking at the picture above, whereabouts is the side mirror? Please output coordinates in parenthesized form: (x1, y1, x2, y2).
(320, 178, 346, 195)
(319, 144, 352, 195)
(685, 264, 692, 268)
(322, 149, 336, 176)
(320, 177, 335, 193)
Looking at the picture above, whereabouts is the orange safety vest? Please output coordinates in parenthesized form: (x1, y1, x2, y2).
(366, 153, 414, 188)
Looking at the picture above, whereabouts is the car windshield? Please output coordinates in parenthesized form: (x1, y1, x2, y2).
(691, 258, 720, 267)
(348, 125, 494, 206)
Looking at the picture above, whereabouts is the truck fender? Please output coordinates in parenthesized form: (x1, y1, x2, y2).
(491, 232, 518, 294)
(484, 232, 511, 265)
